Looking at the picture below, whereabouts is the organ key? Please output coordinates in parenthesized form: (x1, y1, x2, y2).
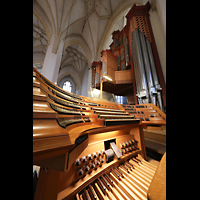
(74, 153, 166, 200)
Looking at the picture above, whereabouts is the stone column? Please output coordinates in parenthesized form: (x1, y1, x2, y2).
(41, 36, 64, 84)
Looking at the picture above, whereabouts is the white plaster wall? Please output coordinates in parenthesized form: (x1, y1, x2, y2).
(33, 52, 45, 63)
(149, 8, 166, 83)
(81, 64, 89, 97)
(156, 0, 166, 38)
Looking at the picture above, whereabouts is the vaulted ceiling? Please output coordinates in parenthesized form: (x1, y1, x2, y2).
(33, 0, 148, 74)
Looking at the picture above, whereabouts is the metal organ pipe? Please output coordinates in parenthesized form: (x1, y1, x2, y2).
(132, 29, 149, 104)
(139, 31, 156, 105)
(146, 39, 163, 111)
(132, 32, 142, 103)
(132, 30, 142, 103)
(125, 37, 130, 64)
(131, 28, 163, 110)
(146, 39, 160, 89)
(134, 29, 149, 101)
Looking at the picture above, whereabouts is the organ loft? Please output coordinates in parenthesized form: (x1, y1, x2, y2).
(33, 1, 166, 200)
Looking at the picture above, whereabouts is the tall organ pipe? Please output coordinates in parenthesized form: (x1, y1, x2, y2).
(132, 29, 149, 103)
(139, 31, 156, 105)
(125, 37, 130, 64)
(132, 31, 145, 104)
(132, 33, 141, 97)
(146, 39, 160, 90)
(146, 39, 163, 110)
(139, 32, 154, 91)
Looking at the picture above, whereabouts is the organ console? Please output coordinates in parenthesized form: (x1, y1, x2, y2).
(33, 67, 166, 200)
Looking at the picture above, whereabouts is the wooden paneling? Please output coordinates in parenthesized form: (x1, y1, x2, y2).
(115, 69, 133, 84)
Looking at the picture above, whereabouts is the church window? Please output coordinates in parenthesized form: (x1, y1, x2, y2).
(63, 81, 72, 93)
(115, 95, 123, 104)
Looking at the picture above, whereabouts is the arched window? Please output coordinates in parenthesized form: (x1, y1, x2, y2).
(63, 81, 72, 93)
(115, 95, 123, 104)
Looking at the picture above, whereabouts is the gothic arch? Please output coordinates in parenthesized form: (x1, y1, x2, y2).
(57, 71, 80, 92)
(33, 8, 51, 44)
(63, 34, 92, 65)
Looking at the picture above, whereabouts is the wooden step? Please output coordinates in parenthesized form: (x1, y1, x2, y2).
(143, 129, 166, 144)
(144, 138, 166, 155)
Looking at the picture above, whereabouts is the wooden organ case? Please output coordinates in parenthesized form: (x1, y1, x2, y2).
(33, 67, 166, 200)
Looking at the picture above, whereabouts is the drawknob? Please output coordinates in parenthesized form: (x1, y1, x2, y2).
(78, 168, 84, 176)
(89, 162, 95, 169)
(75, 159, 81, 166)
(84, 165, 90, 172)
(80, 156, 87, 163)
(92, 153, 97, 159)
(87, 154, 92, 160)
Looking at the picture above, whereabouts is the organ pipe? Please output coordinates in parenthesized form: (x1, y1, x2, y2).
(139, 31, 156, 105)
(132, 29, 149, 104)
(146, 39, 163, 111)
(132, 28, 163, 110)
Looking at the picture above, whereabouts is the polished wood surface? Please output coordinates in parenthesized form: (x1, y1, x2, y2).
(115, 69, 133, 84)
(147, 152, 166, 200)
(121, 104, 166, 128)
(33, 67, 166, 200)
(101, 50, 118, 82)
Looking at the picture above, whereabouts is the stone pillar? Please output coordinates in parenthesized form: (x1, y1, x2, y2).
(41, 36, 64, 83)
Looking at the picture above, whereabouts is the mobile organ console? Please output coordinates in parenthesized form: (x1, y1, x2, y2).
(33, 67, 166, 200)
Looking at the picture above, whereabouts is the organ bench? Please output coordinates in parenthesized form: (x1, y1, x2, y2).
(33, 67, 166, 200)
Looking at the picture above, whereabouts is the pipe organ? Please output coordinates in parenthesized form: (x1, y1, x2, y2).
(33, 66, 166, 200)
(91, 2, 166, 111)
